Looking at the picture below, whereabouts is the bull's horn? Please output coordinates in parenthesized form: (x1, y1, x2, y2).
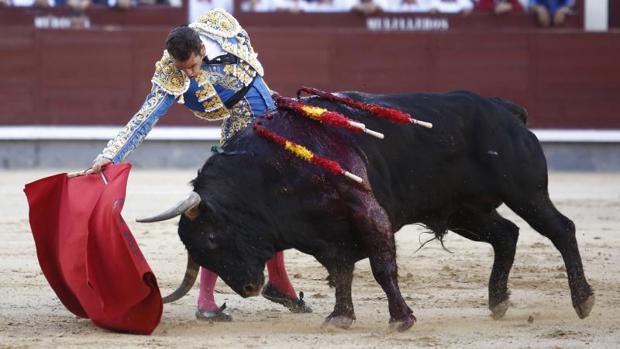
(136, 192, 201, 223)
(163, 253, 200, 303)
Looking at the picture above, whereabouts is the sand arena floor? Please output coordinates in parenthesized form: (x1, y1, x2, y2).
(1, 170, 619, 348)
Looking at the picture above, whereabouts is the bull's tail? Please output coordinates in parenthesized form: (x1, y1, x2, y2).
(490, 97, 528, 125)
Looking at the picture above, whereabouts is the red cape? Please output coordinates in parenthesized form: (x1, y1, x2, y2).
(24, 164, 162, 335)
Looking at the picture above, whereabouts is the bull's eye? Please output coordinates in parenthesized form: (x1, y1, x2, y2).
(206, 232, 217, 250)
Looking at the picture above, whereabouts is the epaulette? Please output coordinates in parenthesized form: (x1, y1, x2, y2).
(151, 51, 190, 97)
(190, 9, 264, 77)
(191, 8, 241, 39)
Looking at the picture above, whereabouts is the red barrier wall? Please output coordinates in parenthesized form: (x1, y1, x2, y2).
(611, 0, 620, 28)
(1, 27, 619, 128)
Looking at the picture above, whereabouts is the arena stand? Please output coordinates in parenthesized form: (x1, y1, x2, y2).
(0, 0, 619, 170)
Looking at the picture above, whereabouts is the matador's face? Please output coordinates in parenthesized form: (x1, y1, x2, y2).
(173, 44, 206, 79)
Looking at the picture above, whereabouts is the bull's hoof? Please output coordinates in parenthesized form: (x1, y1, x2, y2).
(321, 315, 354, 330)
(574, 294, 595, 319)
(490, 299, 511, 320)
(388, 313, 416, 332)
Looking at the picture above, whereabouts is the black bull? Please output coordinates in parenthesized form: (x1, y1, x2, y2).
(145, 91, 594, 331)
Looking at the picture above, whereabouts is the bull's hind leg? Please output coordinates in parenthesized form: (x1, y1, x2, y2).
(449, 208, 519, 319)
(488, 127, 593, 317)
(505, 192, 594, 318)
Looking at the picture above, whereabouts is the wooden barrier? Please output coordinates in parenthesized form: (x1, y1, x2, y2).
(0, 26, 618, 129)
(611, 0, 620, 28)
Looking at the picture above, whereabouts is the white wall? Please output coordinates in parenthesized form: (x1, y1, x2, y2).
(585, 0, 609, 31)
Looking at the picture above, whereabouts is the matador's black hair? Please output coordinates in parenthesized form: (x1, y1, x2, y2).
(165, 26, 202, 61)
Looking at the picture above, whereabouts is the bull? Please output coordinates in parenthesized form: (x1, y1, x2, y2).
(141, 90, 594, 331)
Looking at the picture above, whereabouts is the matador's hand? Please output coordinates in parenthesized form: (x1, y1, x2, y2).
(86, 156, 112, 175)
(69, 156, 112, 177)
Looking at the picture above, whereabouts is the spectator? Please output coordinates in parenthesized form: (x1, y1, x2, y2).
(529, 0, 574, 27)
(189, 0, 233, 22)
(476, 0, 524, 14)
(241, 0, 274, 12)
(88, 0, 164, 8)
(68, 0, 89, 10)
(118, 0, 133, 8)
(351, 0, 387, 15)
(10, 0, 55, 6)
(66, 0, 91, 28)
(272, 0, 304, 13)
(385, 0, 435, 13)
(302, 0, 351, 12)
(189, 0, 231, 19)
(431, 0, 474, 14)
(69, 9, 91, 28)
(138, 0, 169, 5)
(89, 0, 173, 9)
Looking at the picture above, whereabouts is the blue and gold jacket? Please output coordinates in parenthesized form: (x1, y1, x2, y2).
(101, 9, 275, 163)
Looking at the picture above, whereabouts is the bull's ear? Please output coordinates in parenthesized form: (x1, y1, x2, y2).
(203, 197, 217, 215)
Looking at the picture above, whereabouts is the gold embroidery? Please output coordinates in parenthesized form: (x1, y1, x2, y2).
(195, 83, 218, 102)
(151, 51, 190, 97)
(195, 70, 209, 87)
(212, 62, 256, 87)
(241, 71, 255, 86)
(208, 69, 245, 91)
(194, 8, 241, 38)
(150, 8, 262, 107)
(193, 106, 230, 121)
(223, 65, 234, 75)
(190, 9, 264, 77)
(191, 91, 229, 120)
(221, 97, 253, 144)
(202, 95, 226, 112)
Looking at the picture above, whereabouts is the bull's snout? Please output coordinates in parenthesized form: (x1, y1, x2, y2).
(242, 282, 263, 297)
(239, 272, 265, 297)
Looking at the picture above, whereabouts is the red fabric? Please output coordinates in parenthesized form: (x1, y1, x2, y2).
(24, 164, 162, 335)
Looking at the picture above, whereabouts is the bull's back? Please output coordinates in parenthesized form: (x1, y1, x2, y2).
(229, 90, 538, 235)
(313, 91, 538, 229)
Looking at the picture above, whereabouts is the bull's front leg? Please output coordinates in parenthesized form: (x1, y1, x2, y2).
(352, 197, 415, 332)
(367, 238, 415, 331)
(323, 262, 356, 329)
(323, 261, 355, 329)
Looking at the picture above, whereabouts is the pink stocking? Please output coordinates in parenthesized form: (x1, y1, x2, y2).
(197, 267, 220, 312)
(266, 251, 297, 300)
